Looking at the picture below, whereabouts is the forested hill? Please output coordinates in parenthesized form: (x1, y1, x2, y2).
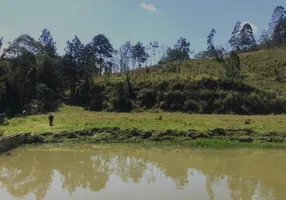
(0, 5, 286, 116)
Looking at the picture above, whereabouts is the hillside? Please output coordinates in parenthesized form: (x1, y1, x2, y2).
(95, 49, 286, 98)
(72, 49, 286, 115)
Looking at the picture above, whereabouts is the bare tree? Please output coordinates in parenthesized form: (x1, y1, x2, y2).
(157, 45, 169, 63)
(117, 41, 132, 73)
(147, 41, 159, 66)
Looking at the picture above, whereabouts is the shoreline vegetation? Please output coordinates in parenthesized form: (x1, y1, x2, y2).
(22, 126, 286, 149)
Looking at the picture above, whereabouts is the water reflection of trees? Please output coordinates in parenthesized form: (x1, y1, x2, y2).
(0, 146, 285, 200)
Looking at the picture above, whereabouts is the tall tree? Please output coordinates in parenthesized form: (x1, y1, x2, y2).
(131, 42, 149, 68)
(81, 43, 97, 79)
(174, 37, 191, 59)
(39, 28, 57, 58)
(0, 61, 13, 110)
(259, 30, 272, 49)
(117, 41, 132, 73)
(4, 34, 44, 58)
(0, 37, 2, 50)
(272, 16, 286, 46)
(229, 22, 256, 52)
(220, 51, 242, 101)
(239, 23, 257, 51)
(268, 6, 286, 36)
(2, 35, 44, 109)
(147, 41, 159, 66)
(63, 35, 84, 97)
(91, 34, 114, 75)
(229, 21, 242, 51)
(207, 29, 217, 57)
(163, 38, 191, 63)
(207, 29, 216, 48)
(205, 29, 226, 61)
(157, 45, 169, 64)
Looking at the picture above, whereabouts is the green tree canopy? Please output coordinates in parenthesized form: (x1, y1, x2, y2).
(131, 42, 149, 68)
(39, 28, 57, 58)
(91, 34, 114, 75)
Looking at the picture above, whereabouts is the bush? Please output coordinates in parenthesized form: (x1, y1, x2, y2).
(88, 92, 104, 111)
(104, 83, 133, 112)
(165, 90, 186, 105)
(170, 81, 185, 91)
(213, 98, 230, 114)
(110, 96, 133, 112)
(199, 89, 215, 101)
(156, 115, 163, 120)
(162, 64, 179, 73)
(170, 103, 183, 111)
(28, 99, 44, 115)
(2, 119, 9, 126)
(136, 88, 156, 109)
(159, 101, 168, 110)
(184, 100, 200, 112)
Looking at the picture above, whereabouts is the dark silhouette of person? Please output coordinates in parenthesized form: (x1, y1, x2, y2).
(48, 113, 54, 126)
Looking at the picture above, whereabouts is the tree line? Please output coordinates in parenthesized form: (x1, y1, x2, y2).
(0, 5, 285, 115)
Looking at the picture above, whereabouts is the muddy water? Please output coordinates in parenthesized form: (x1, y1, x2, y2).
(0, 145, 286, 200)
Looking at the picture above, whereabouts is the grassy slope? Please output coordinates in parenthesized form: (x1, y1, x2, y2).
(95, 49, 286, 98)
(2, 105, 286, 135)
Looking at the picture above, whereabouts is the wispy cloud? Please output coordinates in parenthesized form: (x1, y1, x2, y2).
(241, 21, 258, 35)
(140, 2, 159, 12)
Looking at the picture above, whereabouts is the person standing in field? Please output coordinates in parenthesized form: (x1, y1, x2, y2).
(48, 113, 54, 126)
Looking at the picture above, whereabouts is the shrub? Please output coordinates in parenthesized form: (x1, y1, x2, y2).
(2, 119, 9, 126)
(104, 83, 132, 112)
(28, 99, 44, 115)
(110, 96, 133, 112)
(244, 119, 252, 125)
(184, 100, 200, 113)
(88, 92, 104, 111)
(170, 103, 184, 111)
(136, 88, 156, 109)
(156, 115, 163, 120)
(159, 101, 168, 110)
(165, 90, 186, 105)
(170, 81, 185, 91)
(199, 89, 215, 101)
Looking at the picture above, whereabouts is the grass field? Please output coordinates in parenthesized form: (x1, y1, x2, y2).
(2, 105, 286, 135)
(94, 49, 286, 98)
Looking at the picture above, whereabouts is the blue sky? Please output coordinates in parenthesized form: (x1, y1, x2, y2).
(0, 0, 285, 55)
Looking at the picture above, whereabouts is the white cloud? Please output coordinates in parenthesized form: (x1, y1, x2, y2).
(140, 2, 159, 12)
(241, 21, 258, 35)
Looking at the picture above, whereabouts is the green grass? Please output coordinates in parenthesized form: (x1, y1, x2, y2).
(2, 105, 286, 135)
(95, 48, 286, 98)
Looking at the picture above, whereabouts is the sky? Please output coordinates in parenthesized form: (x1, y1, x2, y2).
(0, 0, 285, 55)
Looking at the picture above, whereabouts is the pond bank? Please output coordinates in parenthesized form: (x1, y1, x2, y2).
(1, 127, 286, 152)
(0, 133, 25, 153)
(20, 127, 286, 149)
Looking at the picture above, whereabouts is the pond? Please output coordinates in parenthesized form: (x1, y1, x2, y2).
(0, 144, 285, 200)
